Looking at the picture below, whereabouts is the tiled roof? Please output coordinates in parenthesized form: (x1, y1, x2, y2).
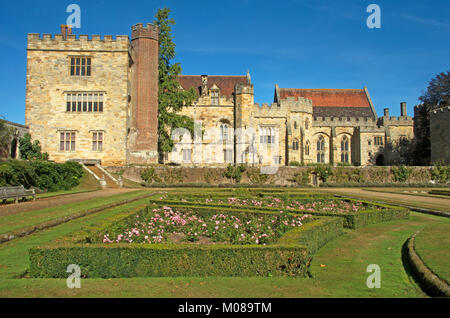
(178, 75, 247, 98)
(278, 88, 375, 118)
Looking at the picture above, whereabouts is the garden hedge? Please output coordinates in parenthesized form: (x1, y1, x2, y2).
(148, 198, 409, 229)
(29, 215, 343, 278)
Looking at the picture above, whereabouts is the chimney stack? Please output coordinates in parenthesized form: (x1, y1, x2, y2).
(400, 102, 407, 117)
(60, 24, 72, 39)
(201, 75, 208, 96)
(384, 108, 389, 117)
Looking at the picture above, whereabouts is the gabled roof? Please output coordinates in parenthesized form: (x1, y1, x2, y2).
(178, 75, 248, 98)
(277, 87, 377, 119)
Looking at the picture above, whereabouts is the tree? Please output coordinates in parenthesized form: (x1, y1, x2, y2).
(0, 118, 13, 157)
(414, 71, 450, 165)
(18, 133, 49, 160)
(154, 8, 198, 158)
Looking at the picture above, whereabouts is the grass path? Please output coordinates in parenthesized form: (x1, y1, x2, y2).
(318, 188, 450, 212)
(0, 190, 150, 235)
(414, 223, 450, 284)
(0, 210, 447, 297)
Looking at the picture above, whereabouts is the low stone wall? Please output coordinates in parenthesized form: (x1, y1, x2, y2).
(106, 165, 441, 186)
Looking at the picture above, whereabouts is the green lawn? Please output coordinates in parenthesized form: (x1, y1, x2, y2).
(414, 223, 450, 284)
(0, 209, 447, 297)
(0, 190, 151, 235)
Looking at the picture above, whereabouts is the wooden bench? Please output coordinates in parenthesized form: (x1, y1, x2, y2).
(0, 185, 36, 204)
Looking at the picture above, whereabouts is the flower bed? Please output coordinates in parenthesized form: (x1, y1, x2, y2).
(101, 206, 311, 245)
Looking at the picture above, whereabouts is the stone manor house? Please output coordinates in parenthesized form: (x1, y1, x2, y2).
(25, 24, 414, 167)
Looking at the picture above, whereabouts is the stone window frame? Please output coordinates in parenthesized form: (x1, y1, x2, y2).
(292, 139, 299, 151)
(340, 135, 350, 163)
(305, 140, 310, 156)
(59, 130, 77, 152)
(66, 92, 105, 113)
(91, 130, 104, 152)
(374, 136, 383, 146)
(223, 148, 233, 163)
(220, 123, 230, 141)
(273, 155, 282, 165)
(259, 126, 276, 144)
(316, 135, 325, 163)
(69, 56, 92, 77)
(305, 118, 310, 130)
(182, 148, 192, 163)
(211, 89, 220, 106)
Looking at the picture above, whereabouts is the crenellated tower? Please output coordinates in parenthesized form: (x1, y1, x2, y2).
(128, 23, 159, 164)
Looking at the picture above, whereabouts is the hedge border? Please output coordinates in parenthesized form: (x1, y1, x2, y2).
(29, 211, 343, 278)
(148, 197, 409, 229)
(405, 232, 450, 297)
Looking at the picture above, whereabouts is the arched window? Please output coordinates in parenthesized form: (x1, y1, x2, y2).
(305, 141, 310, 156)
(220, 124, 229, 141)
(294, 121, 297, 129)
(305, 118, 310, 130)
(316, 135, 325, 163)
(292, 139, 299, 150)
(341, 136, 349, 163)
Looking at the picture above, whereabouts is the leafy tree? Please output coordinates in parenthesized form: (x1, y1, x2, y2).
(414, 71, 449, 165)
(154, 8, 198, 158)
(18, 133, 49, 160)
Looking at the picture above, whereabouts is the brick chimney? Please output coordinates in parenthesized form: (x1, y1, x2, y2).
(201, 75, 208, 96)
(129, 23, 159, 164)
(400, 102, 407, 117)
(60, 24, 72, 39)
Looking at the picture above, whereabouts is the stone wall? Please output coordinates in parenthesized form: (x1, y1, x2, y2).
(25, 33, 129, 166)
(107, 165, 437, 186)
(430, 106, 450, 164)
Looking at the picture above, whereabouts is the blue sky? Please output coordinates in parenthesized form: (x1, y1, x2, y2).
(0, 0, 449, 124)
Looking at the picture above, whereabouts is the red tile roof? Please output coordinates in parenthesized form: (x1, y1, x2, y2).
(178, 75, 247, 98)
(278, 88, 375, 119)
(279, 88, 371, 107)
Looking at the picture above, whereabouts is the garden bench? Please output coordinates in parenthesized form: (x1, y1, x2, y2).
(0, 185, 36, 204)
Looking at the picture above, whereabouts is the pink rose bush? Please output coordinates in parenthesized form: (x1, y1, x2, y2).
(197, 197, 379, 214)
(102, 206, 311, 245)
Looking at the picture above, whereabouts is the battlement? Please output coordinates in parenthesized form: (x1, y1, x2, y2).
(131, 23, 159, 41)
(252, 96, 313, 117)
(430, 106, 450, 117)
(27, 33, 130, 51)
(379, 115, 413, 126)
(313, 116, 376, 127)
(235, 83, 254, 95)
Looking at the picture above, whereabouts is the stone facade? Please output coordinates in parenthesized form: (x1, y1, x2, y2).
(25, 24, 414, 168)
(25, 24, 158, 167)
(430, 106, 450, 164)
(169, 75, 414, 167)
(0, 120, 29, 159)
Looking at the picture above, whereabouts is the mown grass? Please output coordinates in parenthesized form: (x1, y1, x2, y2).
(414, 223, 450, 284)
(0, 210, 446, 297)
(0, 190, 151, 235)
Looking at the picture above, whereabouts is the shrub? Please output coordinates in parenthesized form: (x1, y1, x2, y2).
(431, 161, 449, 183)
(140, 167, 161, 184)
(392, 165, 412, 182)
(223, 164, 246, 183)
(18, 133, 49, 160)
(0, 160, 83, 191)
(312, 164, 333, 183)
(288, 161, 303, 166)
(246, 168, 272, 185)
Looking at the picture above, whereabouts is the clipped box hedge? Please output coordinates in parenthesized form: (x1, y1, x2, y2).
(149, 198, 409, 229)
(29, 215, 343, 278)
